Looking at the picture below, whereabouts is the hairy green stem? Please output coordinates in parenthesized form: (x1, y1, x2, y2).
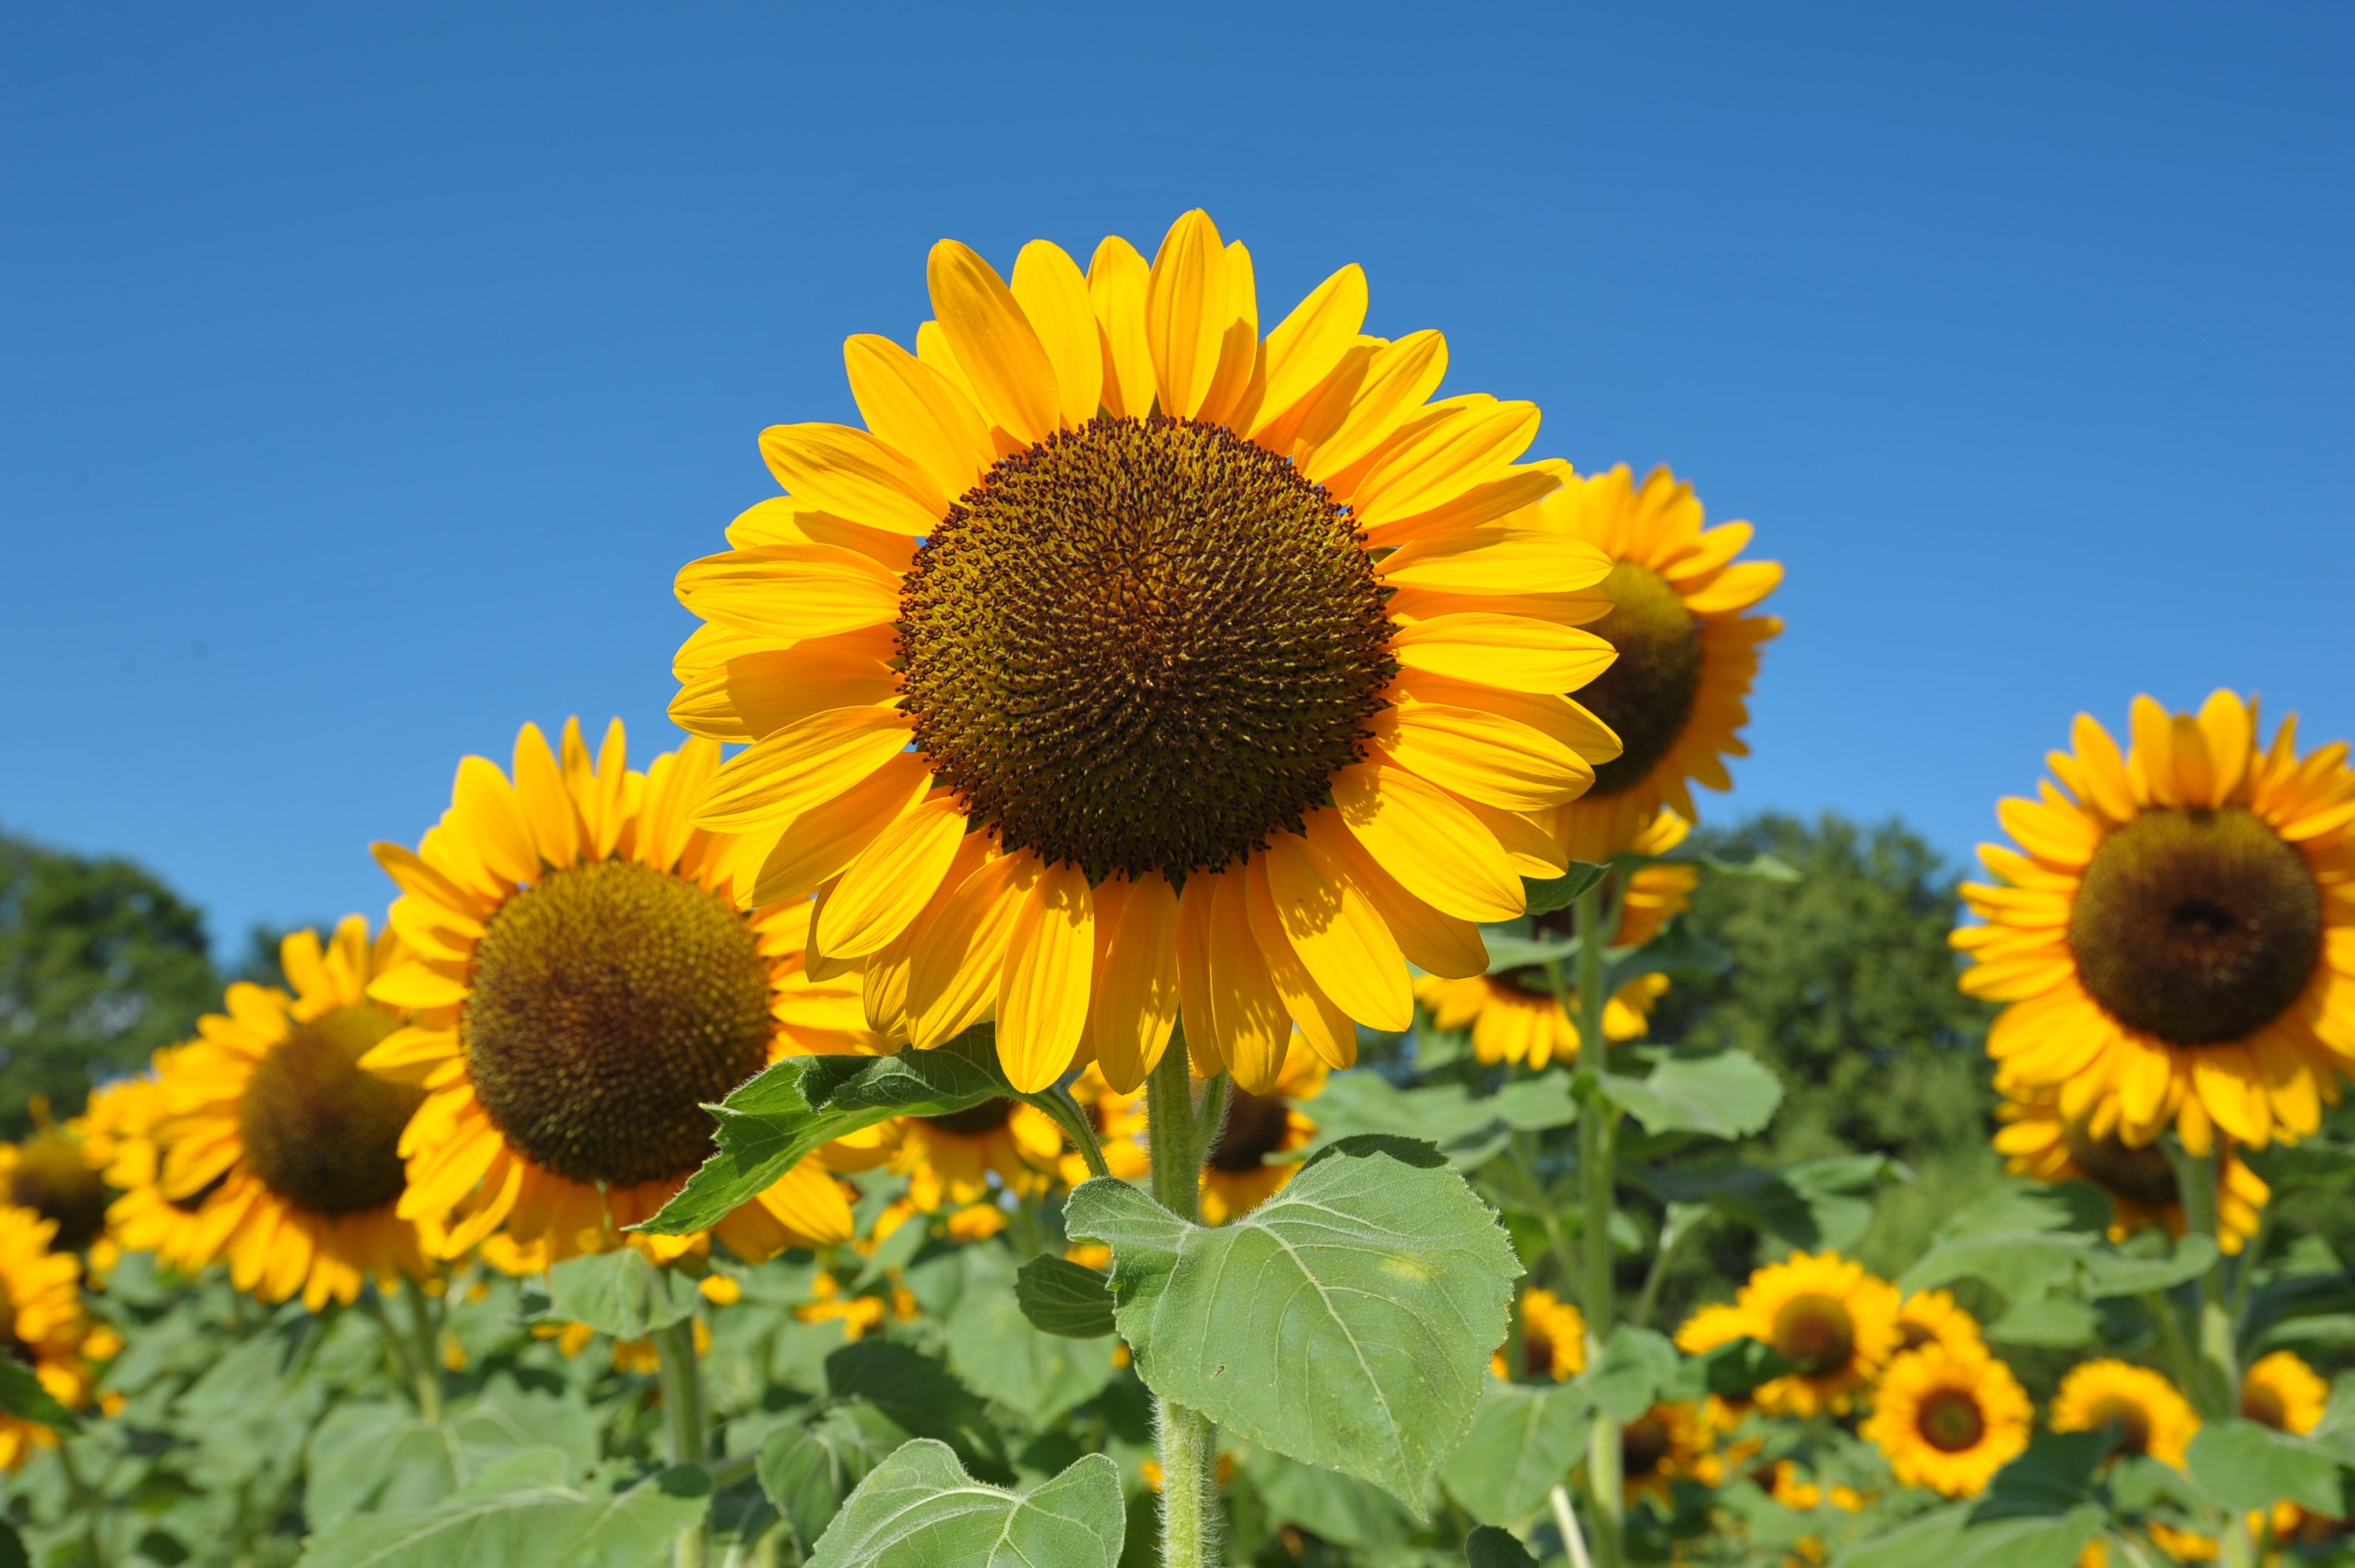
(1572, 881, 1625, 1568)
(1146, 1036, 1219, 1567)
(399, 1277, 446, 1422)
(1032, 1086, 1113, 1180)
(655, 1315, 710, 1568)
(2163, 1139, 2238, 1419)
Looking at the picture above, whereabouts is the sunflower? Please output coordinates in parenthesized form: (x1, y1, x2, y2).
(1676, 1251, 1902, 1416)
(1199, 1033, 1328, 1224)
(363, 720, 856, 1271)
(1620, 1401, 1709, 1509)
(1526, 466, 1782, 863)
(1959, 692, 2355, 1154)
(1416, 808, 1696, 1067)
(82, 1061, 216, 1277)
(1055, 1064, 1150, 1188)
(893, 1095, 1061, 1209)
(1994, 1090, 2269, 1253)
(0, 1101, 109, 1255)
(1493, 1285, 1589, 1381)
(132, 919, 430, 1310)
(2051, 1359, 2200, 1470)
(0, 1206, 105, 1470)
(1895, 1288, 1986, 1359)
(1861, 1345, 2033, 1498)
(2241, 1349, 2328, 1435)
(669, 210, 1625, 1098)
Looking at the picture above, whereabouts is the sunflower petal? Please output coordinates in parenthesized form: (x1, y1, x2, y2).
(1331, 762, 1522, 922)
(928, 240, 1060, 445)
(997, 859, 1094, 1092)
(1010, 240, 1104, 429)
(1089, 871, 1180, 1093)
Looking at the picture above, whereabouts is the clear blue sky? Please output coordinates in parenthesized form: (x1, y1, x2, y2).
(4, 4, 2349, 956)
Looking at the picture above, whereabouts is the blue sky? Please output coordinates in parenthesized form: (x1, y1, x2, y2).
(4, 4, 2349, 955)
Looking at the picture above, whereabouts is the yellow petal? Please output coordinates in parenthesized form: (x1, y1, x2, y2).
(2067, 713, 2139, 822)
(1391, 613, 1618, 694)
(760, 422, 945, 537)
(1677, 560, 1783, 615)
(1352, 401, 1544, 527)
(842, 333, 996, 504)
(744, 751, 933, 908)
(1260, 832, 1410, 1030)
(451, 755, 538, 887)
(1296, 330, 1447, 484)
(1331, 762, 1522, 922)
(996, 859, 1095, 1092)
(1379, 528, 1612, 596)
(2197, 690, 2252, 805)
(1010, 240, 1103, 429)
(1461, 798, 1570, 879)
(927, 240, 1059, 445)
(1303, 810, 1488, 979)
(1144, 209, 1229, 420)
(511, 722, 582, 871)
(669, 626, 900, 744)
(1089, 871, 1180, 1093)
(1206, 870, 1291, 1093)
(368, 963, 470, 1011)
(1362, 467, 1566, 550)
(1086, 237, 1155, 420)
(1174, 872, 1226, 1078)
(1193, 238, 1262, 428)
(907, 851, 1026, 1049)
(1243, 857, 1359, 1070)
(1253, 263, 1368, 434)
(1375, 702, 1593, 812)
(693, 707, 913, 833)
(820, 788, 970, 957)
(674, 544, 901, 641)
(1397, 673, 1624, 766)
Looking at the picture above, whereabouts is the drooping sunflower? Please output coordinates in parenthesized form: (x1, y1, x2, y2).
(1861, 1345, 2033, 1498)
(1993, 1090, 2269, 1253)
(1198, 1033, 1328, 1224)
(1894, 1288, 1986, 1359)
(363, 720, 856, 1269)
(0, 1205, 107, 1470)
(1493, 1285, 1589, 1382)
(0, 1102, 110, 1255)
(669, 211, 1624, 1098)
(1959, 692, 2355, 1153)
(2051, 1359, 2200, 1470)
(1527, 465, 1782, 863)
(140, 919, 429, 1310)
(2241, 1349, 2328, 1435)
(1677, 1251, 1902, 1416)
(1415, 808, 1696, 1067)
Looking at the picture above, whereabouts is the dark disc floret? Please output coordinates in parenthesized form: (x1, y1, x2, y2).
(463, 859, 776, 1188)
(1578, 561, 1703, 797)
(1206, 1087, 1291, 1172)
(896, 415, 1397, 882)
(2060, 1118, 2180, 1206)
(4, 1132, 110, 1253)
(1772, 1294, 1856, 1377)
(1918, 1389, 1989, 1453)
(237, 1002, 422, 1216)
(2068, 806, 2322, 1046)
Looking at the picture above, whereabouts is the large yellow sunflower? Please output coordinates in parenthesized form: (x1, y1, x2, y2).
(2052, 1360, 2200, 1470)
(1959, 692, 2355, 1153)
(1675, 1251, 1902, 1416)
(1416, 807, 1695, 1067)
(1199, 1033, 1327, 1223)
(141, 919, 428, 1310)
(1861, 1345, 2033, 1498)
(363, 720, 856, 1270)
(0, 1205, 109, 1470)
(1527, 466, 1782, 862)
(0, 1102, 110, 1255)
(1993, 1090, 2268, 1254)
(2241, 1350, 2328, 1435)
(669, 210, 1625, 1097)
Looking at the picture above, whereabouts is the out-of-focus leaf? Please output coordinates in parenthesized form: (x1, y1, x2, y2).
(1698, 1338, 1794, 1398)
(0, 1359, 76, 1430)
(1579, 1326, 1686, 1422)
(946, 1245, 1116, 1425)
(1684, 848, 1802, 882)
(1243, 1444, 1421, 1550)
(1601, 914, 1733, 995)
(1636, 1155, 1888, 1253)
(807, 1440, 1123, 1567)
(295, 1450, 712, 1568)
(1984, 1297, 2099, 1348)
(2186, 1419, 2347, 1514)
(1439, 1379, 1589, 1525)
(760, 1407, 900, 1557)
(1973, 1430, 2109, 1518)
(305, 1378, 599, 1528)
(1466, 1524, 1543, 1567)
(1067, 1135, 1519, 1511)
(544, 1248, 698, 1341)
(2078, 1236, 2219, 1297)
(1015, 1254, 1116, 1339)
(825, 1340, 1006, 1476)
(1291, 1073, 1518, 1171)
(1521, 861, 1609, 919)
(1595, 1048, 1781, 1139)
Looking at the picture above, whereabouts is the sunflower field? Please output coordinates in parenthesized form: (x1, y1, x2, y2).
(10, 210, 2355, 1568)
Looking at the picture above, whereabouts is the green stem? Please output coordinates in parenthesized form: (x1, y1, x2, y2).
(1194, 1072, 1231, 1173)
(655, 1315, 711, 1568)
(361, 1289, 440, 1421)
(2141, 1290, 2202, 1405)
(1630, 1214, 1701, 1332)
(1549, 1482, 1593, 1568)
(2163, 1139, 2238, 1419)
(58, 1437, 112, 1568)
(1031, 1087, 1113, 1180)
(1572, 881, 1625, 1568)
(1146, 1035, 1218, 1568)
(399, 1277, 446, 1422)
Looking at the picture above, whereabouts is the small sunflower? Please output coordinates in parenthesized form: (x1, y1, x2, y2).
(83, 1061, 216, 1277)
(364, 720, 856, 1270)
(1493, 1285, 1589, 1381)
(1861, 1345, 2033, 1498)
(0, 1101, 109, 1255)
(1527, 466, 1782, 862)
(1415, 808, 1696, 1067)
(671, 210, 1626, 1098)
(1199, 1034, 1327, 1224)
(142, 920, 429, 1310)
(2052, 1359, 2200, 1470)
(1959, 692, 2355, 1153)
(0, 1206, 104, 1470)
(1895, 1288, 1986, 1359)
(893, 1095, 1061, 1210)
(1994, 1091, 2269, 1254)
(1620, 1401, 1709, 1509)
(2241, 1350, 2328, 1435)
(1676, 1251, 1902, 1416)
(1054, 1064, 1150, 1188)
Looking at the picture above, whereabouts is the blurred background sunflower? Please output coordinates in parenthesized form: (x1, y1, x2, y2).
(2051, 1359, 2200, 1470)
(2240, 1349, 2327, 1435)
(1198, 1034, 1328, 1224)
(1493, 1285, 1587, 1382)
(0, 1205, 113, 1470)
(0, 1098, 109, 1257)
(1994, 1089, 2268, 1252)
(1676, 1249, 1899, 1416)
(1860, 1345, 2030, 1498)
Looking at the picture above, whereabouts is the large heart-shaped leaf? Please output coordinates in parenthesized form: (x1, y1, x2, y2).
(295, 1450, 712, 1568)
(1595, 1048, 1781, 1139)
(1066, 1134, 1519, 1510)
(760, 1407, 902, 1557)
(825, 1339, 1007, 1476)
(1439, 1379, 1589, 1525)
(807, 1440, 1124, 1567)
(2186, 1419, 2347, 1514)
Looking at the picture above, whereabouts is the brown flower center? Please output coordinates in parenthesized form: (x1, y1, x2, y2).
(2060, 1119, 2181, 1208)
(2085, 1395, 2153, 1456)
(237, 1002, 421, 1216)
(1771, 1294, 1856, 1377)
(1207, 1087, 1292, 1172)
(2243, 1381, 2288, 1430)
(5, 1131, 110, 1252)
(922, 1098, 1016, 1138)
(464, 859, 775, 1188)
(897, 415, 1396, 882)
(1576, 561, 1703, 797)
(1621, 1410, 1673, 1477)
(2069, 807, 2322, 1045)
(1918, 1388, 1988, 1453)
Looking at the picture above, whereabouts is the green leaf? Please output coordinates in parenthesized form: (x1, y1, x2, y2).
(760, 1408, 899, 1556)
(826, 1339, 1007, 1475)
(2186, 1419, 2347, 1514)
(1699, 1337, 1794, 1396)
(0, 1357, 76, 1430)
(1439, 1379, 1589, 1525)
(1067, 1135, 1520, 1510)
(1015, 1254, 1117, 1339)
(1637, 1155, 1888, 1252)
(1974, 1430, 2109, 1518)
(1595, 1048, 1782, 1139)
(1465, 1524, 1543, 1567)
(640, 1028, 1011, 1235)
(1831, 1500, 2107, 1568)
(1292, 1072, 1521, 1171)
(544, 1248, 698, 1341)
(295, 1451, 713, 1568)
(1521, 861, 1609, 918)
(1477, 935, 1582, 974)
(1686, 848, 1802, 882)
(1984, 1296, 2098, 1348)
(1242, 1444, 1422, 1550)
(2078, 1234, 2220, 1297)
(1490, 1076, 1580, 1132)
(807, 1439, 1124, 1567)
(1600, 913, 1733, 994)
(946, 1245, 1118, 1425)
(1579, 1326, 1684, 1422)
(305, 1379, 599, 1528)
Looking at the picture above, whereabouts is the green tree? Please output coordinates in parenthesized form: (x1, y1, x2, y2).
(0, 829, 220, 1134)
